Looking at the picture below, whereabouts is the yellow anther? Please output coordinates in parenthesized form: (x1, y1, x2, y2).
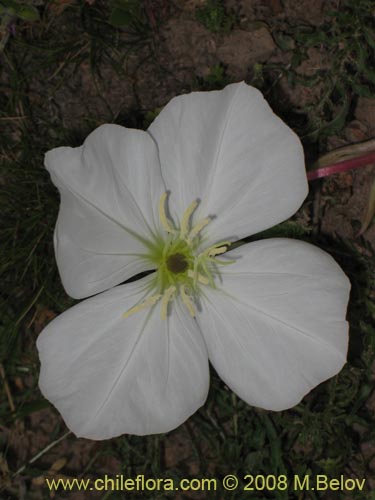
(180, 285, 196, 318)
(180, 199, 198, 239)
(122, 294, 162, 318)
(161, 286, 176, 320)
(208, 245, 228, 257)
(159, 192, 176, 234)
(187, 269, 209, 285)
(199, 241, 231, 258)
(187, 217, 211, 243)
(211, 257, 236, 265)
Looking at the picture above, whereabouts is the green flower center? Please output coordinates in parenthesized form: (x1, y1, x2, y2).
(123, 193, 235, 320)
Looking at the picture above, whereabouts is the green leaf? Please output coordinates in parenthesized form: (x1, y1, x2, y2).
(351, 81, 373, 97)
(362, 65, 375, 85)
(109, 6, 133, 27)
(0, 0, 17, 9)
(16, 5, 40, 21)
(273, 31, 295, 51)
(14, 399, 51, 419)
(363, 27, 375, 50)
(321, 86, 350, 135)
(0, 4, 16, 16)
(295, 29, 329, 46)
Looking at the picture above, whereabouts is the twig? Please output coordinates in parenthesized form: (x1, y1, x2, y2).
(0, 363, 15, 413)
(13, 430, 72, 477)
(15, 285, 45, 327)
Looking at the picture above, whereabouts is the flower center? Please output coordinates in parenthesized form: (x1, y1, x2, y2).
(123, 193, 235, 320)
(166, 253, 188, 274)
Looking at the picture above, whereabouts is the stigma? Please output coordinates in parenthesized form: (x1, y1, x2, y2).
(123, 193, 234, 320)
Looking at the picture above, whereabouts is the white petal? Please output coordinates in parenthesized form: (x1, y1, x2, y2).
(37, 276, 209, 439)
(148, 82, 307, 242)
(46, 124, 166, 298)
(197, 239, 350, 410)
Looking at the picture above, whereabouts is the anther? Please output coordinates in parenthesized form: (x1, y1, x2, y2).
(180, 285, 196, 317)
(122, 294, 162, 318)
(187, 217, 211, 243)
(180, 199, 198, 239)
(208, 246, 228, 257)
(198, 241, 231, 259)
(161, 286, 176, 320)
(187, 269, 209, 285)
(159, 193, 176, 234)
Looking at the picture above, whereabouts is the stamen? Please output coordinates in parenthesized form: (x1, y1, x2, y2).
(180, 199, 198, 239)
(187, 269, 209, 285)
(210, 257, 236, 265)
(180, 285, 196, 317)
(187, 217, 211, 243)
(208, 246, 228, 257)
(122, 294, 161, 318)
(201, 260, 215, 286)
(159, 193, 176, 234)
(161, 286, 176, 320)
(198, 241, 231, 258)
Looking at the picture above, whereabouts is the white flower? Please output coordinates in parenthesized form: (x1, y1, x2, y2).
(37, 82, 350, 440)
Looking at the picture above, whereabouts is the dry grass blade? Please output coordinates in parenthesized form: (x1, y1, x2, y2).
(314, 138, 375, 168)
(13, 431, 72, 477)
(358, 177, 375, 235)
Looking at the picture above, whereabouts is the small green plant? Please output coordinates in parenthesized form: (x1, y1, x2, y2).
(195, 64, 230, 90)
(108, 0, 170, 36)
(271, 0, 375, 141)
(195, 0, 235, 34)
(0, 0, 39, 51)
(109, 0, 150, 35)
